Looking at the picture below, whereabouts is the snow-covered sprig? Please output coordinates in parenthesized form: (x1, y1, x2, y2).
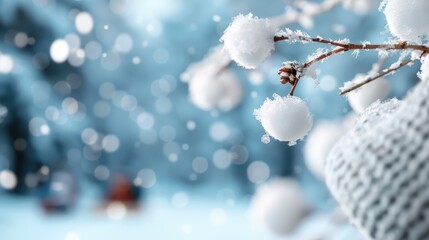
(276, 29, 311, 43)
(272, 33, 429, 95)
(221, 9, 429, 144)
(340, 58, 415, 96)
(192, 0, 429, 145)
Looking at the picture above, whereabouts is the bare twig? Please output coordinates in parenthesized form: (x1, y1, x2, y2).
(340, 59, 415, 95)
(274, 36, 429, 52)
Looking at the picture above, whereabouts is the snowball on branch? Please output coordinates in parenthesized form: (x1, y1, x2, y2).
(181, 46, 243, 112)
(304, 114, 356, 179)
(180, 45, 231, 83)
(384, 0, 429, 42)
(221, 13, 277, 69)
(188, 68, 243, 112)
(254, 94, 313, 146)
(249, 178, 310, 235)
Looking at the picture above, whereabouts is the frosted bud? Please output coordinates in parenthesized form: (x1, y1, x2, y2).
(279, 61, 304, 84)
(221, 13, 277, 69)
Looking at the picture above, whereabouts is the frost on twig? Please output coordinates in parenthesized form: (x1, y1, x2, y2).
(185, 0, 361, 80)
(276, 29, 311, 43)
(273, 32, 429, 95)
(340, 57, 416, 96)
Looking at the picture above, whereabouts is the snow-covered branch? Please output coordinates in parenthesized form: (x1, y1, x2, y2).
(273, 34, 429, 95)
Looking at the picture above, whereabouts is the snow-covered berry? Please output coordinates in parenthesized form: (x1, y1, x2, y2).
(181, 46, 243, 112)
(384, 0, 429, 42)
(254, 94, 313, 146)
(346, 74, 390, 114)
(220, 13, 277, 69)
(249, 178, 310, 235)
(304, 115, 355, 179)
(189, 68, 243, 112)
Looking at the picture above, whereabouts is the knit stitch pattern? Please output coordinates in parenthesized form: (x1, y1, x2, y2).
(326, 79, 429, 240)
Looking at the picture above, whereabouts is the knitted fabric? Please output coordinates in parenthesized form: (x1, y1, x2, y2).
(326, 79, 429, 240)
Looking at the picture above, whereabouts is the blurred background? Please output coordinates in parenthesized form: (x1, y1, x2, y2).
(0, 0, 420, 239)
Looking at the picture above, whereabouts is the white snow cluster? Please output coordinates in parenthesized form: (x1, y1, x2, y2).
(220, 13, 277, 69)
(254, 94, 313, 146)
(189, 69, 243, 111)
(345, 74, 391, 113)
(181, 47, 243, 112)
(249, 178, 310, 235)
(180, 46, 231, 83)
(383, 0, 429, 42)
(304, 114, 356, 179)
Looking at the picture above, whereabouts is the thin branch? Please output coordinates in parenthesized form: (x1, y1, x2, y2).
(273, 36, 429, 52)
(303, 47, 348, 68)
(340, 58, 415, 95)
(275, 34, 429, 94)
(286, 47, 348, 95)
(289, 79, 299, 96)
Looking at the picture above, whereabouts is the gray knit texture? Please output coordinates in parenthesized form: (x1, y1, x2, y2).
(326, 79, 429, 240)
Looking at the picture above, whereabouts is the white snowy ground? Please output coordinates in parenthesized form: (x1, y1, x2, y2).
(0, 190, 360, 240)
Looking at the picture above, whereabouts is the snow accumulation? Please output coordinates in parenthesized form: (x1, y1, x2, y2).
(254, 94, 313, 146)
(221, 13, 277, 69)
